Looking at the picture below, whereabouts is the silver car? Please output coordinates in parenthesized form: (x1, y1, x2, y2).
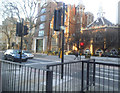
(22, 50, 34, 59)
(3, 49, 28, 62)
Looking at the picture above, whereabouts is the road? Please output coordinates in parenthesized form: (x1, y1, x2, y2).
(0, 51, 119, 64)
(0, 51, 120, 91)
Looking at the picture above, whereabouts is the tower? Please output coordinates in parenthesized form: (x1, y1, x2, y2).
(97, 4, 105, 18)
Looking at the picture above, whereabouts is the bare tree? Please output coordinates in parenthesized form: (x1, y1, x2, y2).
(1, 18, 16, 49)
(1, 0, 51, 50)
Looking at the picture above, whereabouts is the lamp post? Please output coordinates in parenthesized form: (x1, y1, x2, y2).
(61, 3, 65, 79)
(20, 18, 24, 63)
(53, 2, 65, 79)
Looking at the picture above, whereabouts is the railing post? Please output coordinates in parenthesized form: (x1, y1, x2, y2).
(46, 70, 53, 92)
(87, 60, 89, 91)
(0, 61, 2, 92)
(81, 62, 84, 92)
(93, 59, 95, 86)
(118, 60, 120, 92)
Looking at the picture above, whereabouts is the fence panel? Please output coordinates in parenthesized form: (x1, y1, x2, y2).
(46, 59, 95, 92)
(46, 59, 120, 92)
(0, 60, 53, 92)
(89, 62, 120, 92)
(1, 59, 119, 92)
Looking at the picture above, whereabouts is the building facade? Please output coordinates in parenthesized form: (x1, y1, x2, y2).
(34, 0, 57, 53)
(34, 1, 94, 53)
(82, 15, 118, 55)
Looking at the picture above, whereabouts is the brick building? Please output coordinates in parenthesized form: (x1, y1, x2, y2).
(82, 15, 118, 55)
(34, 0, 94, 53)
(34, 0, 58, 53)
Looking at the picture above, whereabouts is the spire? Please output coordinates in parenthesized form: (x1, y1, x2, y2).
(77, 0, 85, 10)
(97, 3, 105, 18)
(78, 0, 84, 5)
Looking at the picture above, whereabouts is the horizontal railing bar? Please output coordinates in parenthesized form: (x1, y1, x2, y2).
(1, 59, 119, 70)
(94, 61, 120, 67)
(0, 59, 21, 65)
(47, 59, 120, 67)
(0, 60, 52, 72)
(46, 60, 91, 67)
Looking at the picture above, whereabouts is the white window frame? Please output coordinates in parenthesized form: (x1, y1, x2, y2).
(39, 23, 45, 30)
(38, 30, 44, 36)
(40, 15, 46, 22)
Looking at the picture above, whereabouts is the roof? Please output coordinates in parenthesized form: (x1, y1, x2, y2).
(87, 17, 113, 28)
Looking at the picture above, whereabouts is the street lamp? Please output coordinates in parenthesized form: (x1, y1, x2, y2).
(53, 2, 66, 79)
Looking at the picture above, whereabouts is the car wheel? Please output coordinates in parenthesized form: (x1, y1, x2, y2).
(3, 55, 7, 60)
(25, 59, 28, 62)
(24, 59, 27, 62)
(11, 57, 15, 62)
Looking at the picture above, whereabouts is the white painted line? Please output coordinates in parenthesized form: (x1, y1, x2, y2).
(95, 83, 118, 90)
(95, 71, 119, 77)
(93, 75, 119, 82)
(98, 68, 119, 74)
(34, 57, 59, 62)
(25, 63, 42, 65)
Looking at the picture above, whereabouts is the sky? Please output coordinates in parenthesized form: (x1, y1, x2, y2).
(0, 0, 119, 25)
(57, 0, 120, 24)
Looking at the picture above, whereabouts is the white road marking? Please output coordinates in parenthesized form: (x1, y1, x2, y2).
(93, 75, 119, 82)
(95, 71, 119, 77)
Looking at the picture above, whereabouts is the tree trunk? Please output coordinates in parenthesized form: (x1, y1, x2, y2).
(7, 38, 10, 49)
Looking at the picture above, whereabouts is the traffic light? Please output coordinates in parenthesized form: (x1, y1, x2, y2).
(80, 42, 84, 47)
(16, 22, 23, 36)
(24, 25, 28, 36)
(53, 9, 62, 31)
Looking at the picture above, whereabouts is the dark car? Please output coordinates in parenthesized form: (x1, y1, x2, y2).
(110, 52, 118, 58)
(3, 49, 28, 62)
(101, 52, 119, 58)
(101, 52, 111, 57)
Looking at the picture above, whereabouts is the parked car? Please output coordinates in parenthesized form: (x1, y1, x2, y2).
(84, 49, 91, 55)
(22, 50, 34, 59)
(3, 49, 28, 62)
(101, 52, 111, 57)
(101, 52, 119, 58)
(109, 52, 118, 58)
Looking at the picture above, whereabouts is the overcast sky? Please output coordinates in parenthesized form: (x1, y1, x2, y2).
(0, 0, 119, 25)
(57, 0, 120, 24)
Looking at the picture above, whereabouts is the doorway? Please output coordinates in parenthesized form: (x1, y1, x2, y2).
(36, 39, 43, 52)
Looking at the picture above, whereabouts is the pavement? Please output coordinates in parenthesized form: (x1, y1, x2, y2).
(33, 53, 120, 64)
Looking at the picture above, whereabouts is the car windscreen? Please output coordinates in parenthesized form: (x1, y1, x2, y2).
(22, 51, 31, 53)
(13, 50, 19, 54)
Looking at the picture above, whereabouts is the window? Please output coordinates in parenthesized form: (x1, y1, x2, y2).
(39, 23, 45, 29)
(41, 8, 46, 14)
(40, 15, 46, 22)
(65, 15, 66, 22)
(38, 31, 44, 36)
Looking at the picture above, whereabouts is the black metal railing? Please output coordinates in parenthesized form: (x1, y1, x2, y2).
(0, 60, 53, 92)
(46, 59, 120, 92)
(0, 59, 120, 92)
(46, 59, 95, 91)
(89, 61, 120, 92)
